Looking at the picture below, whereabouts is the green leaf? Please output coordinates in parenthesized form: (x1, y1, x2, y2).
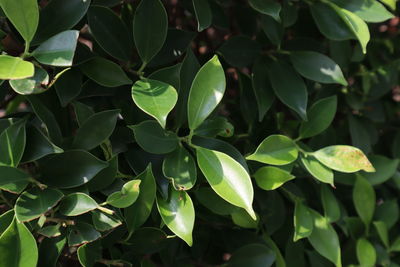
(9, 66, 48, 95)
(307, 210, 342, 267)
(37, 224, 61, 238)
(129, 120, 179, 154)
(54, 68, 82, 107)
(293, 201, 313, 241)
(361, 155, 399, 185)
(157, 189, 195, 246)
(68, 222, 101, 247)
(321, 185, 341, 223)
(0, 119, 26, 167)
(91, 211, 122, 232)
(195, 187, 239, 216)
(33, 0, 90, 44)
(290, 52, 347, 86)
(73, 101, 95, 127)
(228, 243, 276, 267)
(218, 36, 262, 68)
(32, 30, 79, 66)
(353, 175, 375, 227)
(247, 135, 298, 165)
(299, 96, 337, 139)
(375, 200, 399, 229)
(192, 0, 212, 31)
(125, 165, 156, 234)
(107, 179, 141, 208)
(133, 0, 168, 64)
(15, 187, 63, 222)
(0, 210, 14, 235)
(0, 55, 34, 80)
(131, 79, 178, 129)
(148, 63, 181, 90)
(37, 235, 66, 267)
(39, 150, 108, 188)
(373, 221, 389, 248)
(331, 0, 393, 23)
(0, 218, 38, 267)
(188, 55, 226, 130)
(248, 0, 281, 21)
(80, 57, 132, 87)
(194, 116, 234, 138)
(380, 0, 396, 10)
(0, 166, 31, 194)
(87, 156, 118, 192)
(0, 0, 38, 43)
(72, 109, 119, 150)
(300, 154, 334, 186)
(252, 58, 275, 121)
(356, 238, 376, 267)
(313, 145, 375, 173)
(254, 166, 295, 190)
(196, 147, 256, 219)
(162, 145, 197, 190)
(231, 209, 259, 229)
(77, 241, 102, 267)
(88, 6, 132, 61)
(59, 193, 99, 216)
(267, 60, 308, 120)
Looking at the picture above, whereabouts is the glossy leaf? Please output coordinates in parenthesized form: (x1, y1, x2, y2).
(91, 211, 122, 232)
(254, 166, 295, 190)
(131, 79, 178, 129)
(0, 218, 38, 266)
(293, 201, 313, 241)
(321, 185, 341, 223)
(59, 193, 99, 216)
(332, 0, 393, 23)
(196, 147, 256, 219)
(15, 187, 63, 222)
(356, 238, 376, 267)
(9, 67, 48, 95)
(133, 0, 168, 64)
(299, 96, 337, 139)
(106, 179, 141, 208)
(125, 165, 156, 233)
(248, 0, 281, 21)
(77, 241, 102, 267)
(0, 166, 31, 194)
(68, 222, 101, 247)
(228, 243, 276, 267)
(32, 30, 79, 66)
(353, 175, 375, 227)
(267, 60, 308, 120)
(300, 154, 334, 186)
(193, 0, 212, 31)
(313, 145, 375, 173)
(0, 210, 14, 235)
(290, 52, 347, 86)
(0, 0, 38, 42)
(73, 109, 119, 150)
(129, 120, 179, 154)
(156, 189, 195, 246)
(39, 150, 108, 188)
(0, 119, 26, 167)
(308, 210, 342, 267)
(88, 6, 132, 61)
(188, 55, 226, 130)
(162, 145, 197, 190)
(37, 235, 66, 267)
(0, 55, 34, 80)
(80, 57, 132, 87)
(247, 135, 298, 165)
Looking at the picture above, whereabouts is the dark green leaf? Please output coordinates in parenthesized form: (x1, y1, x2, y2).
(77, 240, 102, 267)
(353, 175, 375, 227)
(0, 119, 26, 167)
(68, 222, 101, 246)
(59, 193, 99, 216)
(37, 235, 66, 267)
(321, 185, 341, 223)
(195, 187, 239, 216)
(249, 0, 281, 21)
(91, 211, 122, 232)
(0, 166, 31, 194)
(194, 117, 234, 138)
(218, 36, 262, 68)
(192, 0, 212, 31)
(0, 210, 14, 235)
(87, 156, 118, 192)
(361, 155, 399, 185)
(228, 243, 276, 267)
(252, 58, 275, 121)
(54, 69, 82, 107)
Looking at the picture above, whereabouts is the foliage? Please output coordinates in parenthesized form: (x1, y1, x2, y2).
(0, 0, 399, 266)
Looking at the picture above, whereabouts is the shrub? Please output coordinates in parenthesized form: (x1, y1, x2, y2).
(0, 0, 399, 266)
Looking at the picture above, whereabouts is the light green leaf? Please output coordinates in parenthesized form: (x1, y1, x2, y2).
(380, 0, 396, 10)
(321, 185, 341, 223)
(267, 60, 308, 120)
(249, 0, 281, 21)
(231, 209, 259, 229)
(72, 109, 120, 150)
(308, 210, 342, 267)
(0, 0, 38, 43)
(356, 238, 376, 267)
(59, 193, 99, 216)
(133, 0, 168, 64)
(193, 0, 212, 31)
(332, 0, 394, 22)
(373, 221, 389, 248)
(15, 187, 63, 222)
(300, 154, 334, 186)
(0, 55, 34, 80)
(32, 30, 79, 66)
(299, 96, 337, 139)
(313, 145, 375, 173)
(353, 175, 375, 227)
(254, 166, 295, 190)
(247, 135, 298, 165)
(129, 120, 179, 154)
(156, 189, 195, 246)
(0, 166, 31, 194)
(162, 145, 197, 190)
(196, 147, 256, 219)
(9, 66, 48, 95)
(188, 55, 226, 130)
(0, 119, 26, 167)
(107, 180, 141, 208)
(290, 52, 347, 85)
(132, 79, 178, 129)
(293, 201, 313, 241)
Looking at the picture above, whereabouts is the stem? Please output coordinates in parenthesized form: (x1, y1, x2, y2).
(22, 42, 31, 59)
(137, 62, 147, 78)
(29, 178, 48, 190)
(46, 217, 75, 226)
(97, 259, 125, 267)
(294, 143, 313, 156)
(187, 130, 194, 147)
(115, 172, 135, 179)
(97, 206, 115, 215)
